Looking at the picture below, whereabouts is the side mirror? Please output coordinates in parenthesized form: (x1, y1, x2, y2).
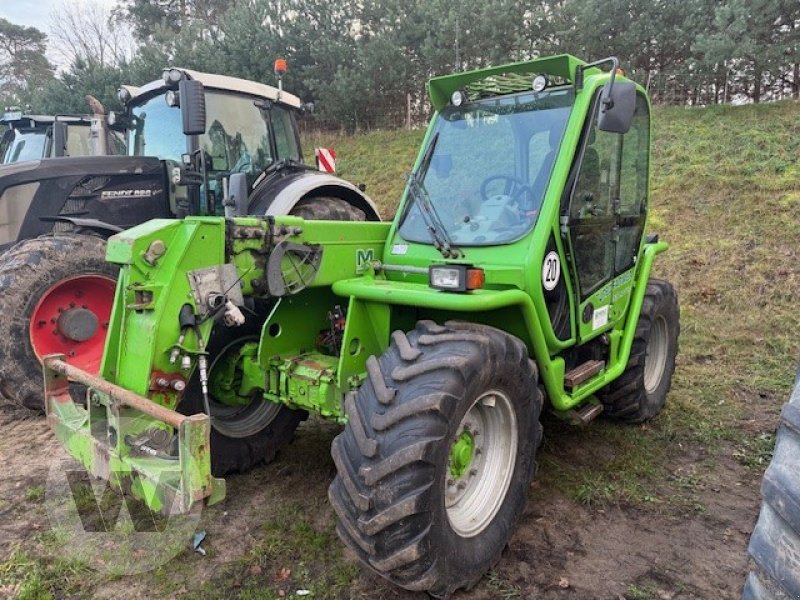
(52, 121, 68, 157)
(597, 81, 636, 134)
(224, 172, 249, 217)
(179, 79, 206, 135)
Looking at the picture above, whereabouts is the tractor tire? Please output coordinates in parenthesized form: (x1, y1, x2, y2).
(179, 330, 309, 477)
(598, 279, 679, 422)
(289, 196, 366, 221)
(0, 234, 117, 411)
(179, 196, 364, 476)
(742, 376, 800, 600)
(328, 321, 543, 597)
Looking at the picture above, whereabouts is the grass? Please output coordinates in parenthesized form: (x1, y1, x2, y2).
(0, 547, 92, 599)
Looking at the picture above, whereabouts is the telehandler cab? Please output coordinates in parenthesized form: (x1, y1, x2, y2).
(43, 54, 679, 597)
(0, 65, 377, 410)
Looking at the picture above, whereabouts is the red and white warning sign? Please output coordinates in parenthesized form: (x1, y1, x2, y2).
(315, 147, 336, 173)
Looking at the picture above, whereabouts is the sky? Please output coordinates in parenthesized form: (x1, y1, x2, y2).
(0, 0, 118, 32)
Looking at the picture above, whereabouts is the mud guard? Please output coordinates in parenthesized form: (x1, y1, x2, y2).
(248, 170, 381, 221)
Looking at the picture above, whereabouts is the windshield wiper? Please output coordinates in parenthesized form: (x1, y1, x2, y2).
(405, 133, 461, 259)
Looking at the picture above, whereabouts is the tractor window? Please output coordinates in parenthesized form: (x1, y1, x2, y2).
(65, 125, 92, 157)
(567, 101, 621, 296)
(201, 92, 273, 186)
(271, 107, 301, 161)
(128, 94, 185, 161)
(399, 88, 573, 246)
(615, 94, 650, 273)
(2, 128, 48, 163)
(567, 91, 651, 297)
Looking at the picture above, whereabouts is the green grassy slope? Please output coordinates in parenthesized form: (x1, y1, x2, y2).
(308, 100, 800, 501)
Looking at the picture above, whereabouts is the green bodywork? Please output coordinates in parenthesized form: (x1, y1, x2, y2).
(43, 54, 667, 514)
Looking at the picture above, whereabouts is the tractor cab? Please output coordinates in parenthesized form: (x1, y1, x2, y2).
(384, 56, 653, 403)
(0, 110, 124, 164)
(114, 67, 327, 218)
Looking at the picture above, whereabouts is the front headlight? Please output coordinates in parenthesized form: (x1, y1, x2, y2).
(429, 265, 485, 292)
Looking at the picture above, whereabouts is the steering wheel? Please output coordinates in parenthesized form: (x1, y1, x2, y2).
(479, 175, 531, 204)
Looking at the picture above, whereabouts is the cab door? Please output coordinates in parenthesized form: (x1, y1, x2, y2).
(563, 91, 650, 342)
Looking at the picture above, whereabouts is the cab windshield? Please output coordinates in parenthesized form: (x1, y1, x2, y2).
(399, 88, 573, 246)
(0, 128, 48, 164)
(128, 90, 300, 189)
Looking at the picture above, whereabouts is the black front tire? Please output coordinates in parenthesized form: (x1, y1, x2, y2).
(599, 279, 679, 422)
(0, 234, 117, 411)
(329, 321, 542, 597)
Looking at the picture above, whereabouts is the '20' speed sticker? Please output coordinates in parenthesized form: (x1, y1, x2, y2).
(542, 251, 560, 291)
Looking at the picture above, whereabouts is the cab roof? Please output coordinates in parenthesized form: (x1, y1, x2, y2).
(0, 113, 91, 128)
(428, 54, 598, 111)
(122, 68, 302, 109)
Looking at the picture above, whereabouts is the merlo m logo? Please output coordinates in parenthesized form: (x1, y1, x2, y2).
(356, 248, 374, 273)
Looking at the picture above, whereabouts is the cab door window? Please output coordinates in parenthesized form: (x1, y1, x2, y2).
(566, 90, 650, 298)
(615, 95, 650, 273)
(567, 104, 621, 297)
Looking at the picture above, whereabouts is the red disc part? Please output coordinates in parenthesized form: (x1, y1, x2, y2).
(29, 275, 117, 373)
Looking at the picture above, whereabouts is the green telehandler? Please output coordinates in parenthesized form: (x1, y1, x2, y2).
(42, 54, 679, 597)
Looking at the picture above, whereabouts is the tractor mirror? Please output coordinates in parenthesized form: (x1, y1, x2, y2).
(51, 121, 68, 157)
(597, 81, 636, 134)
(179, 79, 206, 136)
(225, 172, 249, 217)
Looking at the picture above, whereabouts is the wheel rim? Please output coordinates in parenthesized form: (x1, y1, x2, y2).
(445, 389, 518, 538)
(206, 336, 281, 439)
(29, 275, 116, 374)
(644, 314, 669, 394)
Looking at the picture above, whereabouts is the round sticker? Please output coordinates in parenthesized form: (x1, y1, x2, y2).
(542, 251, 560, 291)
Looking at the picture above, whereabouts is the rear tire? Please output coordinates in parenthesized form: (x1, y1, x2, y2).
(599, 279, 679, 422)
(329, 321, 542, 597)
(0, 234, 117, 411)
(743, 378, 800, 599)
(179, 196, 365, 475)
(289, 196, 366, 221)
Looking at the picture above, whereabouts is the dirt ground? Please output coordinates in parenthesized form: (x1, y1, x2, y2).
(0, 388, 766, 600)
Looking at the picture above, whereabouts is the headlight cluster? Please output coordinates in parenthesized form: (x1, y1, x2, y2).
(429, 265, 485, 292)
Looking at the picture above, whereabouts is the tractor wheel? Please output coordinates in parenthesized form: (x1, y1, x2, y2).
(329, 321, 543, 597)
(743, 375, 800, 600)
(179, 196, 365, 475)
(0, 234, 117, 411)
(179, 326, 309, 477)
(289, 196, 366, 221)
(598, 279, 679, 422)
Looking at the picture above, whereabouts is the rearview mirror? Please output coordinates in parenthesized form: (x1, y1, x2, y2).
(597, 81, 636, 134)
(179, 79, 206, 136)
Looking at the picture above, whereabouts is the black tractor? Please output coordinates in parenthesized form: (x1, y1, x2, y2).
(0, 66, 379, 411)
